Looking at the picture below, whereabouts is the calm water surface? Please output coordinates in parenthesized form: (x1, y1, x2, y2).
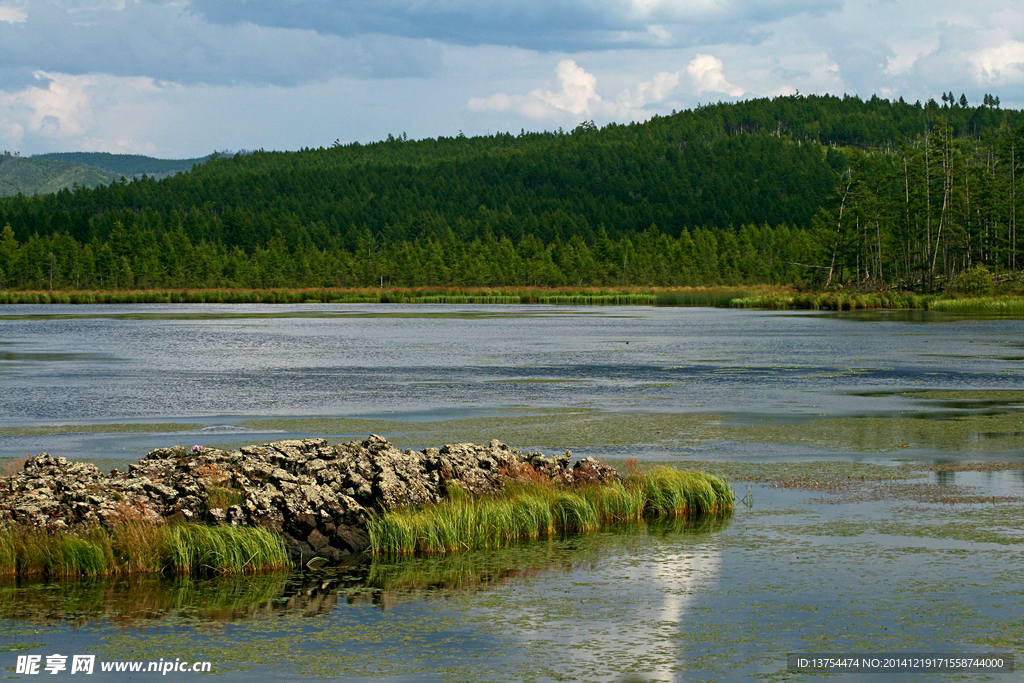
(0, 304, 1022, 681)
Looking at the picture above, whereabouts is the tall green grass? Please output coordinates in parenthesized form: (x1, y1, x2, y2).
(730, 291, 939, 311)
(367, 467, 733, 556)
(3, 286, 1023, 312)
(0, 285, 763, 307)
(163, 525, 289, 575)
(537, 294, 658, 306)
(656, 289, 753, 307)
(0, 523, 289, 579)
(929, 296, 1024, 314)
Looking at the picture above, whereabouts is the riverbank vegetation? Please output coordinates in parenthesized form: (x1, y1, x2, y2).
(0, 285, 751, 306)
(2, 285, 1022, 313)
(0, 522, 289, 579)
(367, 466, 733, 556)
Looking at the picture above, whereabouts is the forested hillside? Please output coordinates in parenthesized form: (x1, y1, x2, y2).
(1, 93, 1022, 291)
(0, 154, 119, 198)
(31, 152, 212, 179)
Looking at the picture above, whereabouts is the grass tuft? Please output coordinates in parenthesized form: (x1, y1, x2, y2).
(163, 524, 289, 575)
(929, 296, 1024, 314)
(367, 466, 733, 556)
(0, 522, 289, 579)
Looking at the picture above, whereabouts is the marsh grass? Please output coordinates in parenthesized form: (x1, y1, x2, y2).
(656, 289, 753, 307)
(929, 296, 1024, 314)
(367, 466, 733, 556)
(163, 524, 289, 575)
(4, 286, 1023, 313)
(0, 522, 288, 579)
(730, 291, 938, 311)
(0, 285, 762, 307)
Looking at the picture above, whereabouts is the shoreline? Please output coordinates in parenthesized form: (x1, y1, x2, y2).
(0, 286, 1022, 313)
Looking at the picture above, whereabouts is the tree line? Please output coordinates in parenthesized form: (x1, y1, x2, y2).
(1, 93, 1023, 291)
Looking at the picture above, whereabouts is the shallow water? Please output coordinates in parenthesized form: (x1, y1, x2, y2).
(1, 304, 1022, 463)
(0, 304, 1022, 681)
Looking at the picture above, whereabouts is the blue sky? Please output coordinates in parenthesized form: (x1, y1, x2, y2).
(0, 0, 1022, 157)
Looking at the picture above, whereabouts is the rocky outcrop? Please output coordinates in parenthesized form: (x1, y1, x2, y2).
(0, 436, 618, 563)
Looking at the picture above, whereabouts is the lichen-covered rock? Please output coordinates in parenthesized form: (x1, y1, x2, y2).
(0, 436, 618, 563)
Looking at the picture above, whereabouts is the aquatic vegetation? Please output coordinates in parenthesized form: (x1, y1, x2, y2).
(162, 524, 289, 575)
(5, 284, 1021, 314)
(0, 285, 765, 307)
(730, 291, 939, 311)
(238, 410, 721, 452)
(367, 467, 733, 556)
(0, 422, 206, 438)
(0, 522, 289, 579)
(731, 291, 1024, 314)
(929, 296, 1024, 315)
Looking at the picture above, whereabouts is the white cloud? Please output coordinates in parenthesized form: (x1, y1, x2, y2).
(0, 71, 95, 146)
(620, 70, 681, 107)
(534, 59, 601, 117)
(1, 0, 1024, 157)
(646, 24, 673, 45)
(768, 84, 798, 97)
(686, 54, 744, 97)
(626, 0, 724, 20)
(0, 5, 27, 23)
(469, 59, 681, 123)
(0, 70, 168, 153)
(973, 40, 1024, 83)
(885, 37, 939, 76)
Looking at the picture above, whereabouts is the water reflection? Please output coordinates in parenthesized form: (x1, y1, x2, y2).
(0, 516, 731, 630)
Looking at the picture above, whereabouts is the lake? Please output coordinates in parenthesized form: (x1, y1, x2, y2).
(1, 304, 1022, 681)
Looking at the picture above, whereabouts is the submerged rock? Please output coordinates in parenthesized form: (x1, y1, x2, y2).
(0, 436, 618, 563)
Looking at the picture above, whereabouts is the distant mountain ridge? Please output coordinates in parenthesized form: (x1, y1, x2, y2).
(32, 152, 212, 179)
(0, 155, 119, 197)
(0, 151, 212, 197)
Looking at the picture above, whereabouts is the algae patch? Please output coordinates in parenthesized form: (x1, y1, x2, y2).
(0, 422, 207, 437)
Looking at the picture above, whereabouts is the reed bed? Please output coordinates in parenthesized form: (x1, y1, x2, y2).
(0, 522, 289, 579)
(656, 289, 753, 307)
(2, 286, 1022, 312)
(367, 467, 734, 557)
(929, 296, 1024, 314)
(0, 286, 761, 307)
(729, 291, 940, 311)
(537, 294, 658, 305)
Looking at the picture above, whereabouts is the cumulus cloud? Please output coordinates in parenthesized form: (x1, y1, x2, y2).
(973, 40, 1024, 83)
(686, 54, 744, 96)
(884, 37, 939, 76)
(0, 70, 163, 152)
(0, 5, 27, 23)
(620, 70, 681, 107)
(534, 60, 601, 117)
(3, 0, 1024, 157)
(469, 59, 680, 122)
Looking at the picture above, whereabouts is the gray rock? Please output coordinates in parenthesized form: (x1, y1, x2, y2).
(0, 436, 619, 562)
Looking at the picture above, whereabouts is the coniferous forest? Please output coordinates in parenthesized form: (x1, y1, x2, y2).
(1, 93, 1023, 293)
